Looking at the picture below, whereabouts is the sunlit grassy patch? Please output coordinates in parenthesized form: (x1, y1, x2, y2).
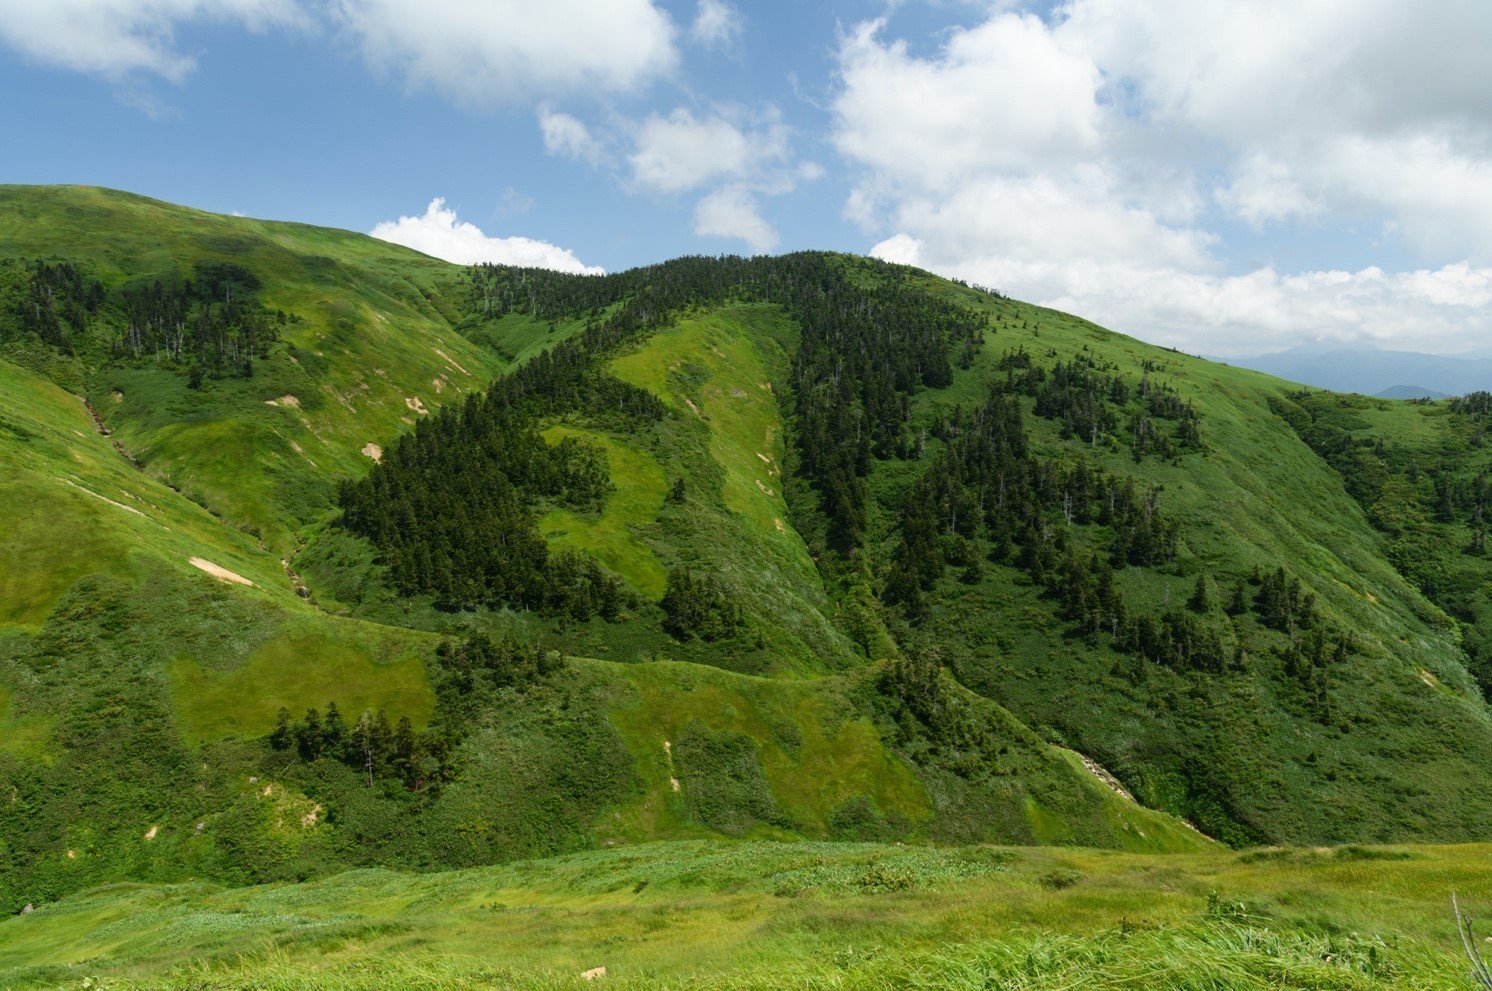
(0, 684, 49, 761)
(610, 304, 816, 583)
(168, 620, 434, 742)
(538, 425, 669, 598)
(601, 660, 931, 839)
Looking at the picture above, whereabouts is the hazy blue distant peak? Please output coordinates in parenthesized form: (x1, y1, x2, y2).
(1224, 347, 1492, 397)
(1376, 385, 1449, 400)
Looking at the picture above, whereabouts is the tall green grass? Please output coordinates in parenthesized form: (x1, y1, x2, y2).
(1, 840, 1483, 990)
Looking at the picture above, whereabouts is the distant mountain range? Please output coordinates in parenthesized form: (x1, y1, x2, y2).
(1216, 345, 1492, 399)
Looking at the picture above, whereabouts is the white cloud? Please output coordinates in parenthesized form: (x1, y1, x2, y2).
(1313, 133, 1492, 260)
(693, 186, 776, 253)
(628, 107, 787, 193)
(539, 107, 608, 166)
(689, 0, 743, 48)
(332, 0, 677, 105)
(1057, 0, 1492, 143)
(1069, 262, 1492, 358)
(870, 233, 922, 267)
(0, 0, 305, 80)
(888, 170, 1215, 273)
(832, 2, 1492, 354)
(540, 98, 808, 254)
(893, 234, 1492, 358)
(690, 0, 741, 48)
(370, 198, 603, 275)
(1215, 154, 1321, 229)
(833, 15, 1100, 193)
(1055, 0, 1492, 260)
(626, 105, 813, 251)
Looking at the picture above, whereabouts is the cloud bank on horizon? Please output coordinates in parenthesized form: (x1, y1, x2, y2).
(0, 0, 1488, 355)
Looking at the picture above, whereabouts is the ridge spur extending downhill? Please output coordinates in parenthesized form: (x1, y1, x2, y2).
(3, 185, 1492, 928)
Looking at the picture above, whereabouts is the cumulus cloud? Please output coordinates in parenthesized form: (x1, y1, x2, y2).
(628, 107, 788, 193)
(1054, 0, 1492, 259)
(539, 107, 608, 166)
(889, 170, 1215, 273)
(870, 233, 922, 267)
(834, 2, 1492, 353)
(693, 187, 776, 253)
(1313, 133, 1492, 260)
(370, 198, 603, 275)
(690, 0, 741, 48)
(0, 0, 305, 80)
(536, 98, 809, 254)
(622, 105, 809, 251)
(834, 16, 1100, 192)
(1045, 262, 1492, 358)
(332, 0, 677, 105)
(0, 0, 679, 108)
(1059, 0, 1492, 143)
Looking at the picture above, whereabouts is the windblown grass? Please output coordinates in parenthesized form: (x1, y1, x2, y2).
(1, 840, 1483, 990)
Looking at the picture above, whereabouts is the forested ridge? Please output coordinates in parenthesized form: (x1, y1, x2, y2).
(355, 255, 1222, 656)
(349, 254, 1432, 734)
(462, 253, 988, 553)
(338, 253, 989, 620)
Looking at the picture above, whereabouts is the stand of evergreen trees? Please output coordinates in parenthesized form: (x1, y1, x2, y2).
(0, 256, 288, 380)
(660, 564, 744, 641)
(884, 378, 1180, 623)
(0, 257, 104, 351)
(337, 394, 639, 615)
(269, 633, 563, 791)
(348, 253, 995, 619)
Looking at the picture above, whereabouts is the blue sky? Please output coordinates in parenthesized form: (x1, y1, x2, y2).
(1, 0, 1489, 356)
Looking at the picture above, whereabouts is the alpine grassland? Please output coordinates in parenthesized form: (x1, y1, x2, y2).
(5, 185, 1492, 988)
(2, 841, 1489, 990)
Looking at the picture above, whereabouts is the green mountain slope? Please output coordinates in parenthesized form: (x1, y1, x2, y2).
(0, 184, 507, 554)
(5, 184, 1492, 915)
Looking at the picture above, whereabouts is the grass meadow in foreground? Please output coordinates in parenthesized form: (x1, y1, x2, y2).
(2, 840, 1490, 990)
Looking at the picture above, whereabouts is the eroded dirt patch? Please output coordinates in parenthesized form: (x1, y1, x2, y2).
(188, 557, 255, 587)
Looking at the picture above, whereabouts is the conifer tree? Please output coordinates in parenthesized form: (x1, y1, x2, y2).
(1187, 573, 1212, 613)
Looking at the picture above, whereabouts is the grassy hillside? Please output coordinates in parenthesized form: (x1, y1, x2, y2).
(2, 840, 1487, 990)
(0, 184, 507, 555)
(8, 184, 1492, 929)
